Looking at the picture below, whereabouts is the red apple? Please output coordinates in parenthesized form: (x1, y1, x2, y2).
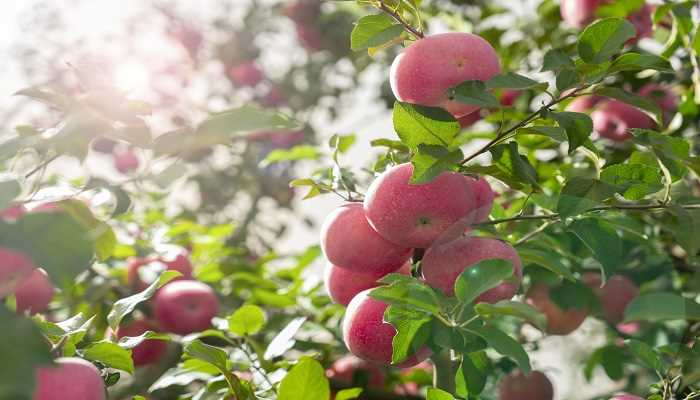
(0, 247, 36, 298)
(33, 357, 106, 400)
(0, 205, 26, 222)
(498, 370, 554, 400)
(457, 111, 482, 129)
(601, 275, 639, 325)
(390, 32, 501, 118)
(469, 176, 495, 223)
(342, 289, 431, 367)
(262, 86, 285, 107)
(627, 4, 653, 42)
(295, 24, 324, 53)
(326, 355, 386, 388)
(566, 95, 604, 113)
(363, 163, 478, 248)
(227, 61, 264, 87)
(160, 251, 195, 280)
(324, 261, 410, 306)
(321, 203, 411, 275)
(560, 0, 600, 29)
(15, 269, 54, 315)
(500, 90, 521, 107)
(526, 283, 588, 335)
(610, 394, 644, 400)
(114, 149, 140, 174)
(154, 280, 219, 335)
(117, 319, 167, 366)
(591, 100, 655, 142)
(421, 236, 522, 301)
(638, 83, 678, 124)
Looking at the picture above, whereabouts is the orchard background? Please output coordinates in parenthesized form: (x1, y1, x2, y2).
(0, 0, 699, 399)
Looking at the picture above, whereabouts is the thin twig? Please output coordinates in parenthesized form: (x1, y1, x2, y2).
(376, 1, 424, 39)
(25, 154, 59, 178)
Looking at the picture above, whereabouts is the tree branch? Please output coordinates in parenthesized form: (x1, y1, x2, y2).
(376, 1, 424, 39)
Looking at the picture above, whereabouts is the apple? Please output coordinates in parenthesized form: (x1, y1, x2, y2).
(591, 100, 655, 142)
(469, 176, 495, 223)
(627, 4, 653, 42)
(560, 0, 600, 29)
(262, 86, 285, 107)
(324, 261, 410, 306)
(0, 205, 26, 221)
(421, 236, 522, 301)
(498, 370, 554, 400)
(321, 203, 411, 275)
(525, 283, 588, 335)
(610, 395, 644, 400)
(326, 355, 386, 388)
(15, 269, 54, 315)
(0, 247, 36, 298)
(566, 95, 604, 113)
(154, 280, 219, 335)
(127, 253, 193, 291)
(33, 357, 106, 400)
(390, 32, 501, 118)
(500, 90, 521, 107)
(114, 149, 140, 174)
(116, 319, 167, 366)
(601, 275, 639, 325)
(160, 251, 195, 280)
(639, 83, 678, 124)
(295, 25, 324, 53)
(363, 163, 478, 248)
(342, 289, 431, 367)
(227, 61, 264, 87)
(458, 111, 482, 129)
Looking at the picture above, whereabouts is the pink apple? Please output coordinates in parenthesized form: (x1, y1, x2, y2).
(639, 83, 678, 124)
(33, 357, 106, 400)
(498, 370, 554, 400)
(611, 395, 644, 400)
(560, 0, 600, 29)
(363, 163, 478, 248)
(117, 319, 167, 366)
(227, 61, 264, 87)
(469, 176, 495, 223)
(390, 32, 501, 118)
(324, 261, 410, 306)
(500, 90, 521, 107)
(566, 95, 605, 113)
(15, 269, 54, 315)
(526, 283, 588, 335)
(591, 100, 655, 142)
(321, 203, 411, 275)
(262, 86, 285, 107)
(154, 280, 219, 335)
(421, 236, 522, 301)
(342, 289, 431, 367)
(0, 247, 36, 298)
(601, 275, 639, 324)
(458, 111, 482, 129)
(326, 355, 386, 388)
(114, 149, 140, 174)
(627, 4, 653, 42)
(0, 205, 26, 222)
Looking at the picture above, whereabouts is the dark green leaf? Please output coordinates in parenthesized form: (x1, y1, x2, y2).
(467, 325, 530, 373)
(600, 163, 663, 200)
(384, 306, 432, 364)
(369, 279, 441, 315)
(475, 301, 547, 331)
(608, 53, 673, 73)
(393, 102, 460, 150)
(516, 247, 576, 281)
(486, 73, 547, 91)
(577, 18, 637, 64)
(410, 145, 463, 184)
(624, 292, 700, 322)
(568, 218, 622, 279)
(454, 259, 514, 304)
(83, 341, 134, 374)
(350, 14, 404, 51)
(490, 142, 539, 188)
(557, 177, 617, 218)
(626, 339, 663, 372)
(449, 81, 500, 108)
(549, 111, 593, 153)
(456, 351, 489, 397)
(542, 49, 575, 72)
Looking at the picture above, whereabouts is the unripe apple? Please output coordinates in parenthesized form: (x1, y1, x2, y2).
(422, 236, 522, 301)
(33, 357, 106, 400)
(498, 370, 554, 400)
(15, 269, 54, 315)
(601, 275, 638, 325)
(560, 0, 600, 29)
(321, 203, 411, 275)
(639, 83, 678, 124)
(116, 319, 167, 366)
(342, 289, 431, 367)
(114, 149, 140, 174)
(327, 355, 387, 388)
(525, 283, 588, 335)
(0, 247, 36, 298)
(591, 100, 655, 142)
(227, 61, 264, 87)
(324, 261, 410, 306)
(390, 32, 501, 118)
(154, 280, 219, 335)
(610, 395, 644, 400)
(363, 163, 478, 249)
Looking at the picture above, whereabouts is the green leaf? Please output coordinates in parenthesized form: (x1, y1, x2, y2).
(456, 351, 489, 396)
(329, 134, 356, 154)
(263, 145, 321, 165)
(467, 325, 531, 373)
(608, 52, 673, 73)
(568, 218, 622, 279)
(518, 126, 567, 142)
(586, 345, 626, 380)
(335, 388, 363, 400)
(631, 129, 690, 180)
(490, 142, 539, 188)
(557, 177, 618, 218)
(548, 111, 593, 153)
(264, 317, 306, 360)
(196, 106, 299, 137)
(184, 340, 229, 371)
(0, 178, 20, 210)
(384, 305, 432, 364)
(228, 305, 267, 336)
(516, 247, 576, 281)
(600, 163, 663, 200)
(116, 331, 171, 350)
(626, 339, 663, 372)
(454, 259, 514, 304)
(577, 18, 637, 64)
(427, 388, 455, 400)
(475, 301, 547, 331)
(541, 49, 575, 72)
(449, 81, 500, 108)
(278, 357, 330, 400)
(624, 293, 700, 322)
(369, 279, 441, 315)
(667, 206, 700, 257)
(0, 305, 53, 399)
(51, 199, 117, 261)
(106, 270, 182, 331)
(83, 341, 134, 374)
(410, 145, 463, 184)
(486, 73, 547, 91)
(350, 14, 404, 51)
(393, 102, 460, 150)
(556, 69, 579, 92)
(594, 87, 661, 123)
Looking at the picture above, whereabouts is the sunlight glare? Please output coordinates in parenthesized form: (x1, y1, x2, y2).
(114, 60, 151, 91)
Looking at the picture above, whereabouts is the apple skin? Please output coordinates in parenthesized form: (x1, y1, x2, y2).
(116, 319, 167, 366)
(153, 280, 219, 335)
(498, 370, 554, 400)
(601, 275, 639, 325)
(127, 253, 193, 291)
(0, 247, 36, 298)
(262, 86, 285, 107)
(469, 176, 495, 223)
(114, 150, 140, 174)
(326, 355, 387, 388)
(0, 205, 26, 221)
(457, 111, 482, 128)
(526, 283, 588, 335)
(324, 261, 410, 306)
(15, 269, 54, 315)
(390, 32, 501, 118)
(560, 0, 600, 29)
(610, 394, 644, 400)
(321, 203, 412, 275)
(342, 289, 431, 367)
(500, 90, 521, 107)
(566, 95, 604, 113)
(227, 61, 264, 87)
(591, 100, 655, 142)
(33, 357, 106, 400)
(363, 163, 478, 249)
(421, 236, 522, 301)
(628, 4, 653, 42)
(639, 83, 678, 124)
